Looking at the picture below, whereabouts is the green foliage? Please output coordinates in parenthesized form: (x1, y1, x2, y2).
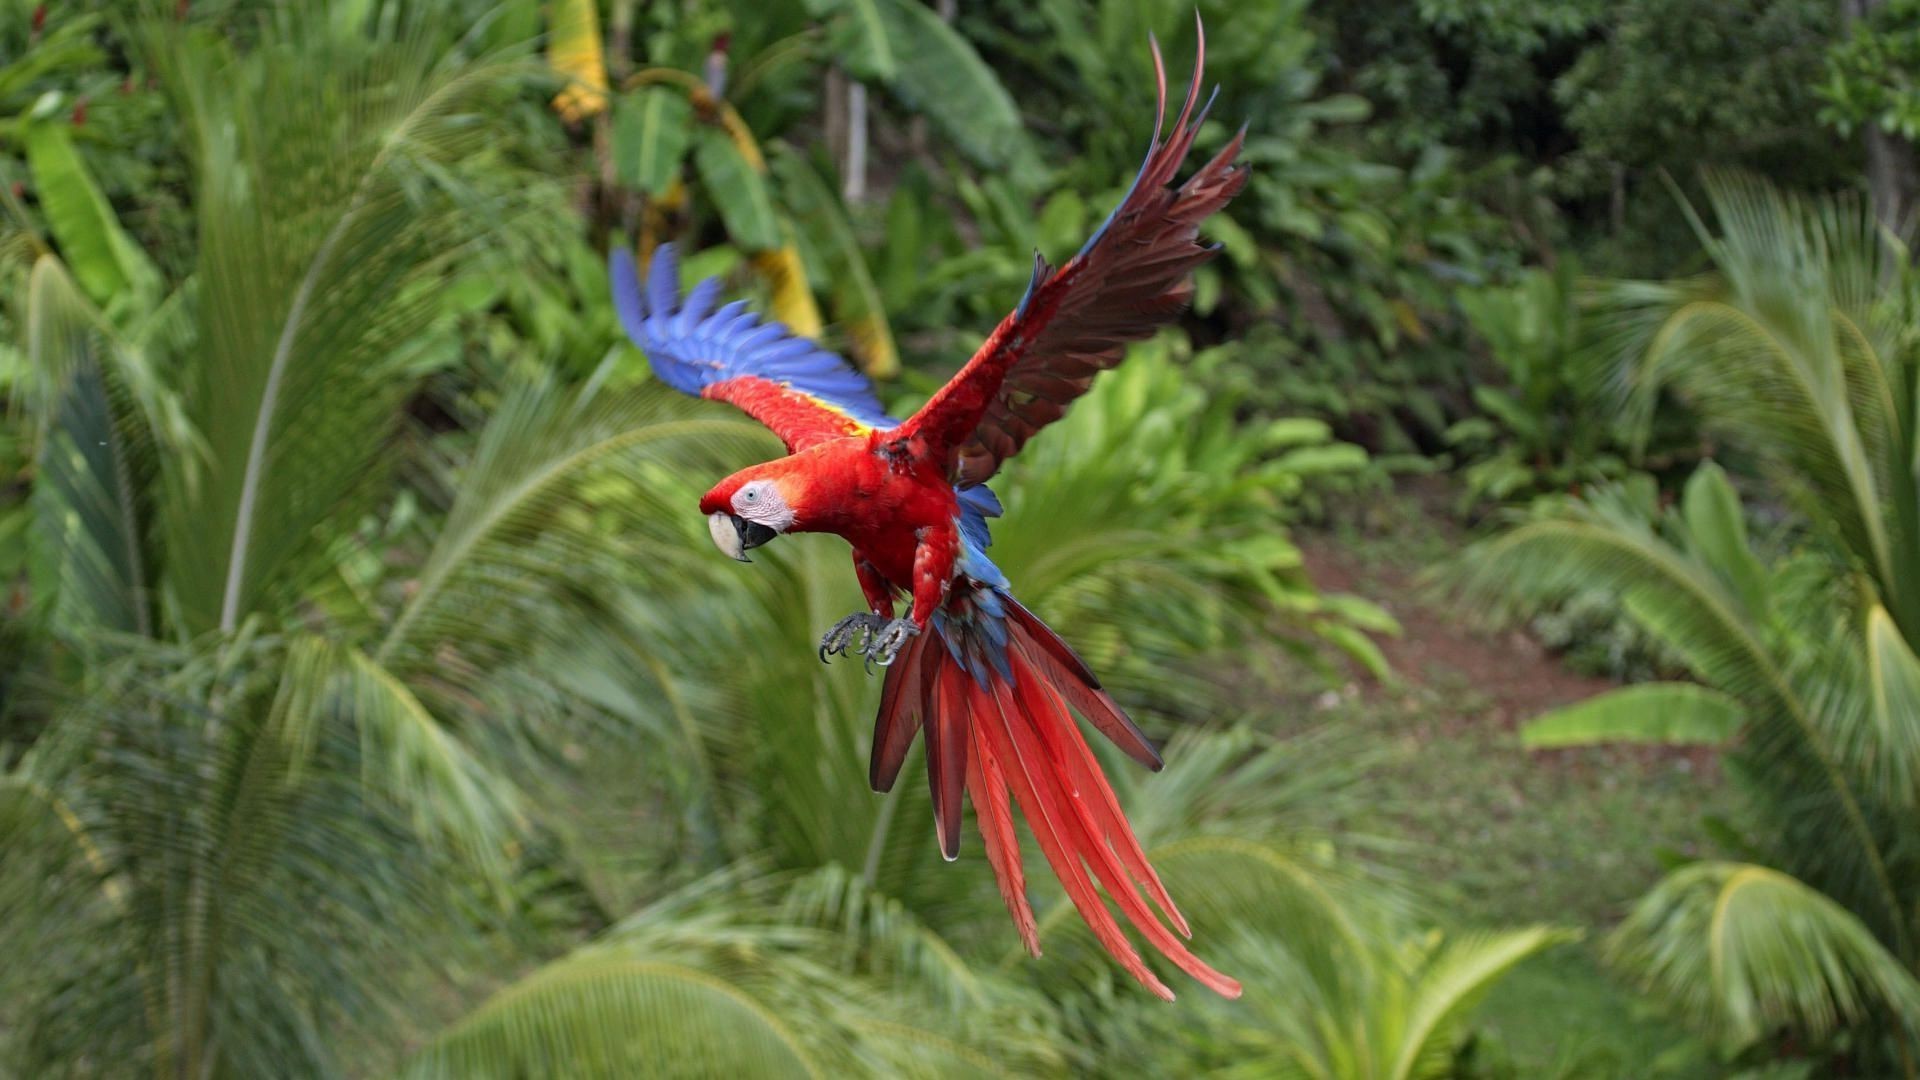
(1445, 259, 1637, 506)
(1455, 175, 1920, 1067)
(1818, 0, 1920, 141)
(1319, 0, 1606, 154)
(19, 118, 161, 311)
(18, 0, 1897, 1073)
(614, 87, 694, 196)
(1610, 863, 1920, 1048)
(971, 0, 1522, 456)
(1521, 684, 1744, 749)
(1553, 1, 1845, 200)
(403, 875, 1065, 1079)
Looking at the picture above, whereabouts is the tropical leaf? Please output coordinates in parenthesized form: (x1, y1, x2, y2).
(1114, 915, 1569, 1080)
(1676, 461, 1768, 616)
(21, 119, 160, 311)
(613, 87, 694, 197)
(1609, 862, 1920, 1050)
(20, 257, 153, 638)
(405, 877, 1063, 1079)
(405, 955, 827, 1078)
(694, 127, 782, 252)
(872, 0, 1032, 170)
(0, 636, 489, 1078)
(1449, 479, 1908, 958)
(1521, 684, 1744, 749)
(1387, 927, 1579, 1080)
(278, 636, 527, 885)
(1596, 173, 1919, 636)
(373, 378, 763, 678)
(814, 0, 901, 82)
(146, 15, 545, 634)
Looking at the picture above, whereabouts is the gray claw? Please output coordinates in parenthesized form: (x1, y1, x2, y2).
(867, 618, 921, 667)
(819, 612, 888, 664)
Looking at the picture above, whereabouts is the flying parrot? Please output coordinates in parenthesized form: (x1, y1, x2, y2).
(610, 26, 1246, 1000)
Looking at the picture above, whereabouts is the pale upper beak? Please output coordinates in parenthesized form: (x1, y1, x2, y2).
(707, 512, 778, 563)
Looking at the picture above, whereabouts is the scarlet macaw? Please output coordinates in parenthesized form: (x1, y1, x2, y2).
(611, 27, 1246, 1000)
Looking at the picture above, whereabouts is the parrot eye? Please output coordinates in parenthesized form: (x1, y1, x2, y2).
(743, 488, 759, 502)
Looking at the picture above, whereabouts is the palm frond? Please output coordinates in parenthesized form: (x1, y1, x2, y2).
(1385, 927, 1579, 1080)
(1860, 605, 1920, 810)
(1450, 483, 1909, 957)
(277, 635, 527, 886)
(141, 11, 551, 634)
(1609, 861, 1920, 1050)
(0, 634, 494, 1077)
(406, 874, 1064, 1079)
(1593, 172, 1920, 635)
(375, 378, 764, 676)
(20, 256, 154, 639)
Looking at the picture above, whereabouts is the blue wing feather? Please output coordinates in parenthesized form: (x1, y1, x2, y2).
(609, 243, 895, 429)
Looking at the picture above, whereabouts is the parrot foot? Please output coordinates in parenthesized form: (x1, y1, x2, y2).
(819, 612, 889, 664)
(866, 618, 921, 668)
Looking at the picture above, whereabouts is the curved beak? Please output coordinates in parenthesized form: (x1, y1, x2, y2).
(707, 512, 778, 563)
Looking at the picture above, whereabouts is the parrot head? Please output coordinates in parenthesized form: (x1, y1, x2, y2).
(699, 466, 802, 562)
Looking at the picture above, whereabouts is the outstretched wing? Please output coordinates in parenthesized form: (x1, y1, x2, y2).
(610, 243, 891, 452)
(897, 21, 1247, 486)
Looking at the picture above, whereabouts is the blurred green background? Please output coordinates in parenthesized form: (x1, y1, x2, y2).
(4, 0, 1920, 1076)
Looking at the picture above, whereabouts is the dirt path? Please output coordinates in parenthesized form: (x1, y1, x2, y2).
(1280, 481, 1725, 922)
(1279, 484, 1727, 1076)
(1300, 537, 1613, 732)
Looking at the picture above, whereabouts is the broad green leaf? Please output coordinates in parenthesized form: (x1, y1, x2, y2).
(1272, 443, 1368, 476)
(1521, 684, 1743, 749)
(613, 88, 693, 197)
(1681, 462, 1769, 621)
(22, 121, 159, 310)
(1302, 92, 1373, 125)
(818, 0, 898, 81)
(874, 0, 1030, 170)
(694, 129, 781, 252)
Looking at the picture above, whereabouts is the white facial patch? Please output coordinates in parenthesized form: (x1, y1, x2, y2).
(732, 480, 796, 532)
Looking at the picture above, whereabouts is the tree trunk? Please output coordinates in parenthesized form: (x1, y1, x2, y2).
(1847, 0, 1918, 234)
(1865, 125, 1917, 235)
(845, 81, 869, 202)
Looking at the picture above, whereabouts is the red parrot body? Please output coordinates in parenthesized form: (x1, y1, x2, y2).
(613, 24, 1248, 1000)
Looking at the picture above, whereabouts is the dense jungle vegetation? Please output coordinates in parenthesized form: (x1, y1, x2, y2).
(3, 0, 1920, 1076)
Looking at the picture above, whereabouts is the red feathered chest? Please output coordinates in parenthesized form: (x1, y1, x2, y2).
(781, 435, 961, 588)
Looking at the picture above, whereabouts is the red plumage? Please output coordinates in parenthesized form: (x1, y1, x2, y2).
(625, 18, 1247, 1000)
(876, 596, 1241, 1000)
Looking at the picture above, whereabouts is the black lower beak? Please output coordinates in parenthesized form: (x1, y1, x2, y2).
(734, 515, 778, 554)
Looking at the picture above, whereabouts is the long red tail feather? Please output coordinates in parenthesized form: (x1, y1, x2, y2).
(875, 603, 1241, 1000)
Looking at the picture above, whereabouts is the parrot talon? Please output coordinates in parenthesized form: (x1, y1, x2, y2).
(819, 612, 889, 664)
(866, 618, 921, 667)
